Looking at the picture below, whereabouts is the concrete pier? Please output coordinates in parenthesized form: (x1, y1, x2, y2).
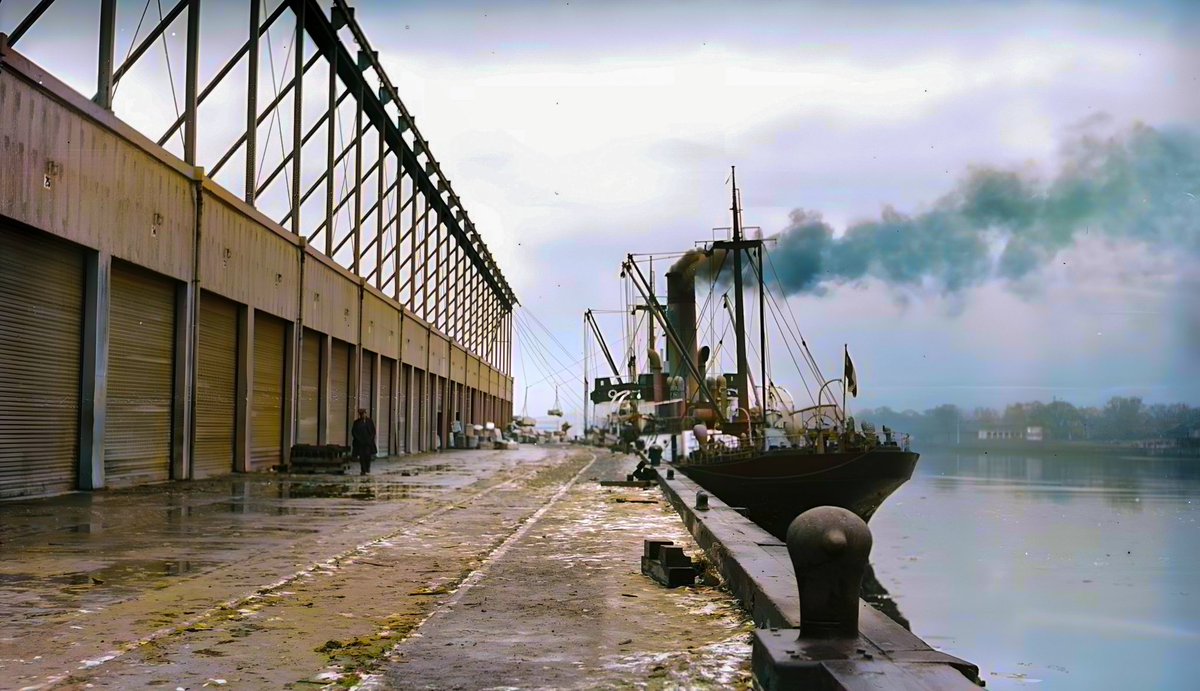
(657, 466, 982, 689)
(0, 447, 750, 689)
(0, 445, 981, 689)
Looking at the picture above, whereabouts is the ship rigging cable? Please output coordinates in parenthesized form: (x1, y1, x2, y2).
(513, 309, 585, 414)
(514, 319, 580, 416)
(755, 251, 830, 408)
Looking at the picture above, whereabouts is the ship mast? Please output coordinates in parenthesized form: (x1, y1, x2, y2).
(730, 167, 751, 415)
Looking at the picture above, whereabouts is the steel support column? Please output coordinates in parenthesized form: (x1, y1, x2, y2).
(351, 69, 363, 274)
(324, 46, 338, 256)
(376, 124, 386, 289)
(244, 0, 261, 203)
(234, 305, 254, 473)
(79, 251, 111, 490)
(172, 280, 196, 480)
(183, 0, 200, 165)
(317, 333, 331, 444)
(289, 0, 304, 232)
(282, 320, 298, 466)
(95, 0, 116, 109)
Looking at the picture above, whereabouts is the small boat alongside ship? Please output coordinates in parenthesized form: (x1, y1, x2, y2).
(585, 169, 918, 540)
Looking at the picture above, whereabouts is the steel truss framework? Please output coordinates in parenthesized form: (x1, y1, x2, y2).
(6, 0, 514, 371)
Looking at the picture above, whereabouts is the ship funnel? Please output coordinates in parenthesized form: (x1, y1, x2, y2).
(666, 270, 698, 395)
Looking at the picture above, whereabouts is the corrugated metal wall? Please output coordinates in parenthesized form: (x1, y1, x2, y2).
(251, 312, 286, 471)
(0, 224, 83, 498)
(104, 262, 175, 487)
(194, 291, 238, 478)
(298, 328, 321, 444)
(329, 338, 351, 445)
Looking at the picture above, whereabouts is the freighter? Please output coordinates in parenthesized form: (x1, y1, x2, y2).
(585, 169, 917, 540)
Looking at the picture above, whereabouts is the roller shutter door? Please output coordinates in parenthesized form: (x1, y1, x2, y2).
(378, 358, 394, 455)
(298, 328, 321, 444)
(398, 365, 409, 453)
(251, 312, 286, 471)
(194, 292, 238, 479)
(0, 225, 82, 498)
(104, 262, 174, 487)
(329, 339, 350, 445)
(415, 371, 426, 452)
(359, 350, 375, 417)
(429, 374, 439, 450)
(434, 376, 445, 449)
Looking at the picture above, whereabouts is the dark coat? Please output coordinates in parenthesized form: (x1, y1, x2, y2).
(351, 417, 377, 455)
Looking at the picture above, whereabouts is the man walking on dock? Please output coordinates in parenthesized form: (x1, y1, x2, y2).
(352, 408, 377, 475)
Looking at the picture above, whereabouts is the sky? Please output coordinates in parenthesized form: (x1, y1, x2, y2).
(4, 0, 1198, 425)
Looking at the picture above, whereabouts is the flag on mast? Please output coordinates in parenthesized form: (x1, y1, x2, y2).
(844, 347, 858, 398)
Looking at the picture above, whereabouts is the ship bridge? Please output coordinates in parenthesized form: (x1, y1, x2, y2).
(0, 0, 514, 497)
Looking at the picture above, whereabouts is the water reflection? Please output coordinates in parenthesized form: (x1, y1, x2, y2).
(920, 450, 1200, 492)
(870, 447, 1200, 690)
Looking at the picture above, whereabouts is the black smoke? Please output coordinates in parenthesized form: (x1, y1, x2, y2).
(763, 123, 1200, 296)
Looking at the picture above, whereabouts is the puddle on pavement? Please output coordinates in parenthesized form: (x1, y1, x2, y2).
(1, 559, 216, 590)
(274, 481, 433, 501)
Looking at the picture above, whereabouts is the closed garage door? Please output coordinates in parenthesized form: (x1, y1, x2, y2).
(416, 370, 426, 452)
(251, 312, 286, 471)
(298, 328, 321, 444)
(105, 262, 175, 487)
(378, 358, 394, 455)
(329, 338, 350, 445)
(0, 225, 83, 498)
(398, 365, 408, 453)
(360, 350, 375, 417)
(194, 292, 238, 479)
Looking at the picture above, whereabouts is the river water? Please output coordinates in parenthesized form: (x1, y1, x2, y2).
(869, 448, 1200, 690)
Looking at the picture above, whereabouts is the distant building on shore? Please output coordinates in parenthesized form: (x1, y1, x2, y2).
(977, 425, 1044, 442)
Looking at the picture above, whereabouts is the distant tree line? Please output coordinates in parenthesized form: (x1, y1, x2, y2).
(855, 397, 1199, 445)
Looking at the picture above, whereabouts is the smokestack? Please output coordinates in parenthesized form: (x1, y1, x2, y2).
(666, 269, 698, 395)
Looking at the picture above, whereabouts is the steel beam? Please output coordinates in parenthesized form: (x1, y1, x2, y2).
(245, 0, 262, 204)
(376, 123, 386, 288)
(111, 0, 189, 89)
(290, 0, 305, 232)
(297, 0, 516, 309)
(183, 0, 201, 165)
(211, 50, 321, 178)
(95, 0, 116, 109)
(161, 0, 288, 148)
(324, 43, 338, 256)
(9, 0, 57, 46)
(396, 161, 410, 302)
(352, 78, 364, 274)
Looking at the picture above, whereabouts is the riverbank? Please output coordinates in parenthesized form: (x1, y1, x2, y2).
(925, 440, 1199, 459)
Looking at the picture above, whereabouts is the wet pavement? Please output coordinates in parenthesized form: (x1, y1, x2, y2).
(0, 446, 751, 689)
(368, 452, 752, 690)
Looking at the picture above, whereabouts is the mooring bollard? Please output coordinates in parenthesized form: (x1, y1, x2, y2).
(666, 469, 675, 480)
(786, 506, 872, 638)
(695, 490, 709, 510)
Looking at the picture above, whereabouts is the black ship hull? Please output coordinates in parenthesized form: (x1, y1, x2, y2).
(675, 446, 919, 541)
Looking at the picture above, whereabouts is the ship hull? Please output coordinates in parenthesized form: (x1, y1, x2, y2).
(675, 447, 919, 541)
